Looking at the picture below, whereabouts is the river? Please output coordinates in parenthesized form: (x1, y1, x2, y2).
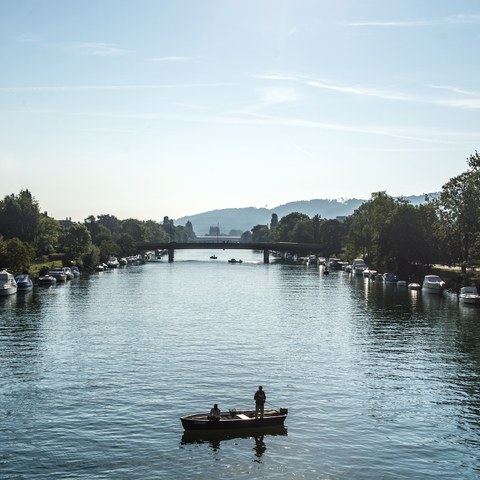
(1, 250, 479, 479)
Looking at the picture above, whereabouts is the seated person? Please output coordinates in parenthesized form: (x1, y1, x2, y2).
(208, 403, 221, 421)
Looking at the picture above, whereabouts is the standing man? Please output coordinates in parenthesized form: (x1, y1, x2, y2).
(254, 386, 266, 419)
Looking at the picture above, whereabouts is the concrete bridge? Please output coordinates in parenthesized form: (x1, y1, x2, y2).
(137, 241, 327, 263)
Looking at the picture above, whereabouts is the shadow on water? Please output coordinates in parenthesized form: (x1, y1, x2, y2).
(180, 425, 287, 459)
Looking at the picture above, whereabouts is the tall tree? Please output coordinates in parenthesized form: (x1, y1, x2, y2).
(273, 212, 310, 242)
(60, 224, 93, 262)
(436, 152, 480, 271)
(0, 189, 41, 242)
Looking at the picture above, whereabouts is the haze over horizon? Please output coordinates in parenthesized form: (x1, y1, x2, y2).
(1, 1, 479, 222)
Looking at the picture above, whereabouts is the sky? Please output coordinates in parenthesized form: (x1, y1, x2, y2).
(1, 0, 480, 223)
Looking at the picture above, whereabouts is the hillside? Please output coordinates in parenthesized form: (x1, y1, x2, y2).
(175, 195, 431, 236)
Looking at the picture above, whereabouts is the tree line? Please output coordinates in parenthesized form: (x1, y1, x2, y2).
(245, 152, 480, 279)
(1, 152, 479, 279)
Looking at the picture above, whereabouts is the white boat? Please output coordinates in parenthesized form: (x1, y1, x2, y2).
(408, 283, 421, 290)
(49, 267, 67, 282)
(63, 267, 75, 280)
(0, 270, 17, 296)
(422, 275, 445, 294)
(396, 280, 407, 288)
(459, 286, 480, 305)
(38, 274, 57, 285)
(70, 266, 81, 277)
(352, 259, 367, 275)
(107, 257, 120, 268)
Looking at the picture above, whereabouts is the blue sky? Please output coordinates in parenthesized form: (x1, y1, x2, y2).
(1, 1, 480, 222)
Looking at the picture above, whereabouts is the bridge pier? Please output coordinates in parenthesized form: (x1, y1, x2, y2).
(168, 248, 174, 262)
(263, 249, 269, 264)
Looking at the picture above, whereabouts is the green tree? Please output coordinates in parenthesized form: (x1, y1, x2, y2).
(35, 214, 61, 256)
(97, 214, 120, 234)
(99, 239, 120, 259)
(318, 219, 347, 257)
(60, 224, 93, 262)
(144, 220, 168, 242)
(251, 225, 269, 242)
(436, 152, 480, 271)
(0, 189, 41, 242)
(345, 192, 397, 266)
(273, 212, 310, 242)
(114, 233, 135, 257)
(81, 245, 101, 271)
(0, 237, 35, 273)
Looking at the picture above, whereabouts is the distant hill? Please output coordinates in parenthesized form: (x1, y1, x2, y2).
(175, 195, 433, 236)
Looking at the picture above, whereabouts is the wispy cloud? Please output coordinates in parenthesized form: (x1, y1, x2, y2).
(14, 33, 40, 43)
(0, 83, 237, 93)
(148, 56, 192, 63)
(62, 42, 132, 57)
(254, 73, 480, 110)
(345, 14, 480, 28)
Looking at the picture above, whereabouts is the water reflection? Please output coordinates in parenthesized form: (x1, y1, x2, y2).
(180, 425, 287, 460)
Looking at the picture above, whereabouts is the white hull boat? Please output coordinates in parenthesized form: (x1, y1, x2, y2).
(459, 286, 480, 305)
(422, 275, 445, 294)
(0, 270, 17, 296)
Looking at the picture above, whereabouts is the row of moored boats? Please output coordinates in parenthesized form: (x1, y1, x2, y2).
(323, 258, 480, 305)
(0, 266, 82, 295)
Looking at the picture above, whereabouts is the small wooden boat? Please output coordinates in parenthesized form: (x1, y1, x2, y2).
(180, 408, 288, 431)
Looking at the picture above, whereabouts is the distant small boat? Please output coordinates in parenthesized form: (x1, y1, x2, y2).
(408, 283, 421, 290)
(459, 286, 480, 305)
(210, 255, 218, 259)
(180, 408, 288, 431)
(228, 259, 242, 263)
(15, 273, 33, 291)
(396, 280, 407, 288)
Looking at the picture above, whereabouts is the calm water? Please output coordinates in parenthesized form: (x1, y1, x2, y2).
(1, 250, 480, 479)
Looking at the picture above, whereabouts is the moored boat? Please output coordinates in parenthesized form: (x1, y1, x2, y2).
(14, 273, 34, 291)
(422, 275, 445, 294)
(383, 272, 399, 283)
(408, 283, 421, 290)
(70, 266, 81, 277)
(0, 270, 17, 296)
(228, 258, 242, 264)
(180, 408, 288, 431)
(38, 274, 57, 286)
(107, 256, 120, 268)
(459, 286, 480, 305)
(49, 267, 67, 282)
(352, 258, 367, 275)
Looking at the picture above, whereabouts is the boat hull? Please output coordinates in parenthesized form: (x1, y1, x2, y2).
(0, 286, 17, 296)
(181, 408, 288, 431)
